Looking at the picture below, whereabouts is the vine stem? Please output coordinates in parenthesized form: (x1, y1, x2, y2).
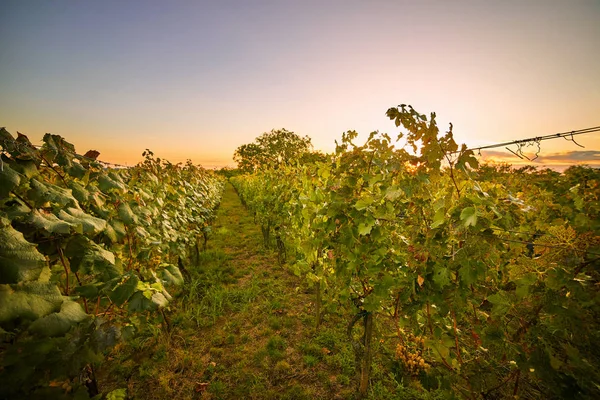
(11, 191, 35, 210)
(101, 300, 115, 317)
(160, 309, 171, 332)
(439, 143, 462, 198)
(125, 225, 134, 269)
(57, 246, 70, 295)
(94, 296, 101, 316)
(57, 239, 90, 313)
(39, 153, 69, 186)
(574, 256, 600, 275)
(426, 302, 434, 336)
(483, 369, 519, 397)
(393, 291, 405, 345)
(125, 225, 141, 275)
(73, 271, 89, 314)
(451, 309, 464, 364)
(359, 312, 374, 397)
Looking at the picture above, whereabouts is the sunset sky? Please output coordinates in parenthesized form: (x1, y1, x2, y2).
(1, 0, 599, 168)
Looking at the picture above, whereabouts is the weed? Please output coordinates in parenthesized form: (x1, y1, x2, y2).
(303, 354, 319, 367)
(209, 347, 224, 358)
(274, 360, 292, 376)
(225, 334, 235, 344)
(337, 374, 351, 386)
(299, 341, 324, 359)
(268, 316, 283, 331)
(282, 384, 311, 400)
(266, 335, 287, 361)
(315, 329, 342, 350)
(138, 361, 155, 378)
(208, 380, 226, 398)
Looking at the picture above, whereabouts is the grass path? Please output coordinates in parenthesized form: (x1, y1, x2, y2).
(99, 183, 360, 399)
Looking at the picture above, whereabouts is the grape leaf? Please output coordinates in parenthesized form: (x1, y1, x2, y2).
(28, 210, 76, 234)
(0, 163, 21, 199)
(58, 207, 106, 235)
(0, 216, 46, 284)
(28, 300, 88, 337)
(0, 282, 63, 324)
(64, 235, 120, 279)
(28, 179, 78, 208)
(460, 206, 478, 227)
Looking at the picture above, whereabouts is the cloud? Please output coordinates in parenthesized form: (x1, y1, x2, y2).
(479, 150, 600, 169)
(541, 151, 600, 162)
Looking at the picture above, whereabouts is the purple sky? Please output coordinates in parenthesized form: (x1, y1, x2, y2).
(1, 0, 599, 167)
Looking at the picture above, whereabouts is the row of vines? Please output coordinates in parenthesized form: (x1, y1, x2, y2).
(0, 129, 224, 399)
(231, 105, 600, 399)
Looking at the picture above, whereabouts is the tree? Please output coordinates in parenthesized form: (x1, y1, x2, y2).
(233, 128, 313, 173)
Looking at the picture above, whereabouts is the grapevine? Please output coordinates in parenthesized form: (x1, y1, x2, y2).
(231, 106, 600, 399)
(0, 129, 224, 398)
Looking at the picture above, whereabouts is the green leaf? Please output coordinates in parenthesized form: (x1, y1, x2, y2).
(28, 179, 78, 208)
(58, 208, 107, 235)
(458, 263, 479, 286)
(0, 282, 63, 324)
(42, 133, 76, 168)
(357, 221, 374, 236)
(73, 284, 99, 299)
(427, 337, 453, 362)
(65, 235, 120, 279)
(127, 291, 155, 312)
(28, 210, 76, 234)
(0, 163, 21, 199)
(106, 388, 127, 400)
(68, 181, 89, 204)
(10, 159, 39, 179)
(97, 174, 126, 192)
(354, 197, 374, 211)
(160, 264, 184, 286)
(516, 273, 537, 299)
(107, 274, 139, 306)
(460, 206, 478, 227)
(431, 208, 446, 229)
(433, 266, 450, 288)
(0, 216, 46, 284)
(28, 300, 88, 337)
(384, 187, 404, 201)
(151, 292, 169, 308)
(4, 201, 30, 220)
(487, 292, 511, 317)
(118, 202, 137, 225)
(108, 219, 127, 241)
(67, 162, 87, 179)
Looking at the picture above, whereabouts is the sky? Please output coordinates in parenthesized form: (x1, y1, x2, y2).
(1, 0, 599, 168)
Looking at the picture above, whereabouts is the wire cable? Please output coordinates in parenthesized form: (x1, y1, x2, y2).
(453, 126, 600, 156)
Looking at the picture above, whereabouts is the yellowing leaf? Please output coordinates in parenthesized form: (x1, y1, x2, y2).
(460, 206, 478, 227)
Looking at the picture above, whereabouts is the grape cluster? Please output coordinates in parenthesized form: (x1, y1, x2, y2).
(395, 333, 430, 375)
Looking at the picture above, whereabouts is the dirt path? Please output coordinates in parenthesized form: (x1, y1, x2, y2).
(100, 183, 357, 399)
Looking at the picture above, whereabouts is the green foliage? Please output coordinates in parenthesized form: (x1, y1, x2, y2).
(231, 104, 600, 399)
(0, 216, 47, 283)
(233, 128, 316, 173)
(0, 130, 224, 397)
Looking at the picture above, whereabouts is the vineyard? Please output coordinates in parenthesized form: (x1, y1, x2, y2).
(0, 129, 224, 399)
(1, 104, 599, 400)
(230, 106, 600, 399)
